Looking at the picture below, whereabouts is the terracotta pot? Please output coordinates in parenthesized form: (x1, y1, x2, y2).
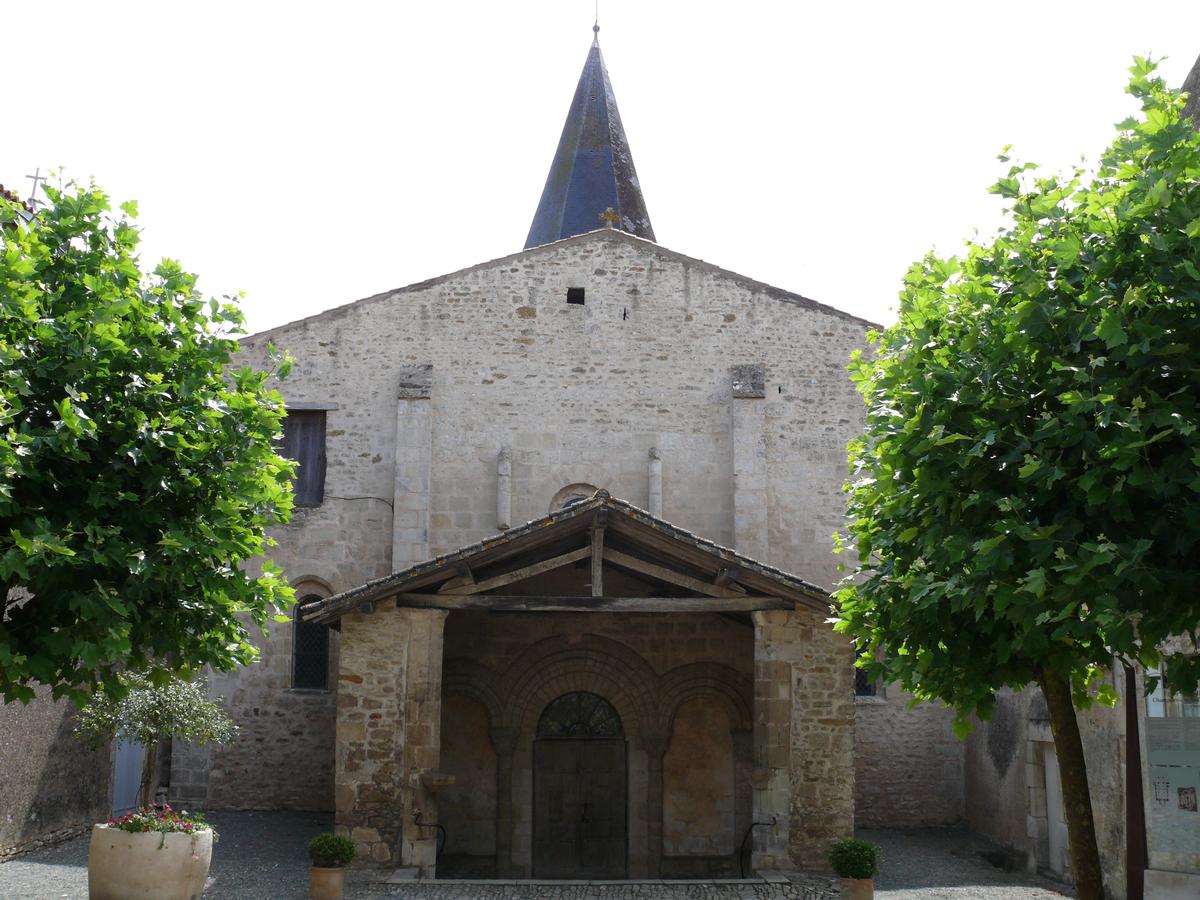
(840, 877, 874, 900)
(309, 865, 346, 900)
(87, 824, 213, 900)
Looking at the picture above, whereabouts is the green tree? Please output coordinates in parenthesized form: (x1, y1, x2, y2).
(836, 60, 1200, 900)
(75, 671, 236, 807)
(0, 180, 295, 704)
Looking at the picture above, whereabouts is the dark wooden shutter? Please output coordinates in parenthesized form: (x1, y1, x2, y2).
(282, 411, 327, 507)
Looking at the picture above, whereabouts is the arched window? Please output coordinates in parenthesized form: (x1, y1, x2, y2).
(293, 594, 330, 689)
(549, 483, 601, 514)
(537, 691, 623, 738)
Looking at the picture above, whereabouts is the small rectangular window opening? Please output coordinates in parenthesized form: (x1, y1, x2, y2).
(854, 667, 877, 697)
(566, 287, 585, 305)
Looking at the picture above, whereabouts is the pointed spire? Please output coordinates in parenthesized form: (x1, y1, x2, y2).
(524, 32, 655, 249)
(1184, 51, 1200, 128)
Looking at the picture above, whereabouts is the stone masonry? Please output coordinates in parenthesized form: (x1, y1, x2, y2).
(196, 228, 965, 869)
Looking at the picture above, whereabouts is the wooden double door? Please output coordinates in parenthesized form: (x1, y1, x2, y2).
(532, 738, 627, 878)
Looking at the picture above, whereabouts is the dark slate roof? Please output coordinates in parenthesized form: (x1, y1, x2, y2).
(524, 33, 655, 249)
(305, 491, 830, 624)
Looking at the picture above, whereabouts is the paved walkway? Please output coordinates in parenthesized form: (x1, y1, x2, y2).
(0, 813, 1074, 900)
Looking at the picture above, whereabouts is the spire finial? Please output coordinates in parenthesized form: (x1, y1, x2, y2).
(593, 0, 600, 44)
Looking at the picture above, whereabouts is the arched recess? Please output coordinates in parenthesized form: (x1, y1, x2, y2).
(658, 663, 752, 868)
(501, 634, 660, 740)
(438, 693, 498, 873)
(442, 659, 504, 729)
(657, 662, 752, 736)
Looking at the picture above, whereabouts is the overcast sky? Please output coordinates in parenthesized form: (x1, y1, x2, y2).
(8, 1, 1200, 332)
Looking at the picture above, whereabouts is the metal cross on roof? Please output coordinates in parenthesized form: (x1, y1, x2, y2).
(599, 207, 620, 228)
(25, 168, 47, 207)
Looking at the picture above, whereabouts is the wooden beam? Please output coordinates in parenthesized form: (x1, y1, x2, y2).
(437, 563, 476, 594)
(590, 513, 606, 598)
(441, 546, 590, 595)
(713, 566, 747, 593)
(394, 593, 792, 612)
(601, 548, 744, 598)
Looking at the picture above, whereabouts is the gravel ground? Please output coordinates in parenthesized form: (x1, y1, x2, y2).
(0, 813, 1074, 900)
(863, 829, 1073, 900)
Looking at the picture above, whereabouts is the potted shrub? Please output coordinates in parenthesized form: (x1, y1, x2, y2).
(830, 838, 881, 900)
(88, 805, 216, 900)
(308, 833, 356, 899)
(75, 672, 236, 899)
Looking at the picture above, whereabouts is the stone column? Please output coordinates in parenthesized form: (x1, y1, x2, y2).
(731, 364, 768, 561)
(732, 727, 754, 863)
(647, 447, 663, 517)
(491, 727, 518, 876)
(644, 735, 667, 876)
(335, 606, 447, 874)
(497, 448, 512, 530)
(392, 365, 433, 570)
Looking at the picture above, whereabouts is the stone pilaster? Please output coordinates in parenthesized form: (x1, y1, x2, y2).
(491, 727, 518, 876)
(334, 607, 447, 873)
(644, 735, 667, 876)
(731, 364, 768, 561)
(751, 608, 855, 871)
(392, 365, 433, 570)
(751, 609, 795, 870)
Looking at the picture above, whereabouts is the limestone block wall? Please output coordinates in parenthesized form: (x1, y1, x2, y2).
(334, 607, 446, 871)
(854, 689, 963, 827)
(963, 680, 1127, 898)
(0, 687, 111, 858)
(226, 228, 958, 828)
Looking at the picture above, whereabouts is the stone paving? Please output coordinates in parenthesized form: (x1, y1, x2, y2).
(0, 813, 1073, 900)
(348, 877, 836, 900)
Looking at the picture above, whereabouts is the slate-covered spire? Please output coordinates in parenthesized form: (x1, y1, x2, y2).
(524, 27, 655, 249)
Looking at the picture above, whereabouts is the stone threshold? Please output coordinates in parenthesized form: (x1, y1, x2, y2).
(372, 870, 802, 886)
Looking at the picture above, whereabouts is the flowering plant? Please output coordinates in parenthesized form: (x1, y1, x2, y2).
(106, 804, 217, 843)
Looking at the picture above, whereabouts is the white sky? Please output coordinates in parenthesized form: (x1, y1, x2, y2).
(8, 1, 1200, 333)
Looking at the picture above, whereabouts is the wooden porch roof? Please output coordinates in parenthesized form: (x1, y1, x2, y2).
(304, 491, 831, 624)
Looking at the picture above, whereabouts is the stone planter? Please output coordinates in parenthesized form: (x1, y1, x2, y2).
(840, 877, 874, 900)
(87, 823, 212, 900)
(309, 865, 346, 899)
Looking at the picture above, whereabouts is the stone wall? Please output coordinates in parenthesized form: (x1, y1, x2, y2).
(225, 228, 957, 832)
(963, 679, 1128, 899)
(0, 687, 111, 858)
(854, 688, 963, 827)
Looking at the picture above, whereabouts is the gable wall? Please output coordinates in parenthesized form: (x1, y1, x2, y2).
(205, 232, 961, 829)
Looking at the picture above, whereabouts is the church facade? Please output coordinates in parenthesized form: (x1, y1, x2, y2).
(168, 32, 963, 878)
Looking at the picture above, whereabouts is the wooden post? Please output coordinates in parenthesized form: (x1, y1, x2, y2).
(590, 511, 606, 597)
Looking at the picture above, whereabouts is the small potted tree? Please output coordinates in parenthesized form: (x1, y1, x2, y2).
(75, 672, 236, 900)
(308, 833, 356, 899)
(830, 838, 881, 900)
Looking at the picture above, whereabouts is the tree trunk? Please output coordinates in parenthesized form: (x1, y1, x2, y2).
(138, 739, 159, 809)
(1037, 666, 1105, 900)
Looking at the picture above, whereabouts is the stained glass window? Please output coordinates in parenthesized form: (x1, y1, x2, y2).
(537, 691, 623, 738)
